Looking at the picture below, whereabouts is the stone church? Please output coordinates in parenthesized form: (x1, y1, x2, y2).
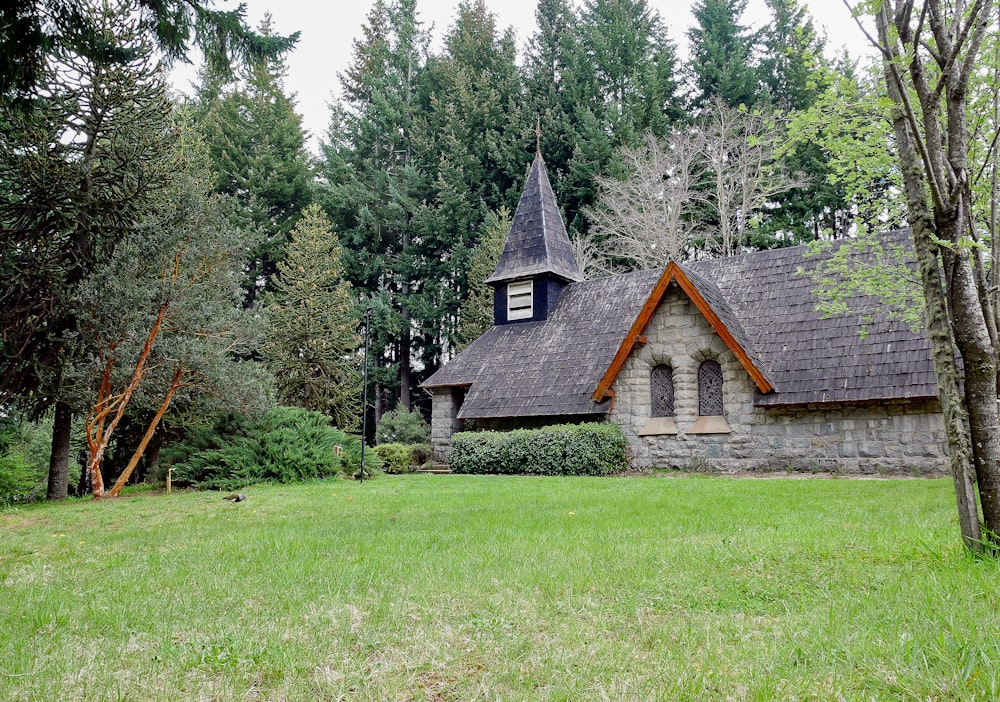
(421, 152, 946, 473)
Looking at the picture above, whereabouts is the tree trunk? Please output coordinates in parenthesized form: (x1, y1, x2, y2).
(108, 364, 184, 497)
(876, 5, 983, 549)
(400, 322, 411, 410)
(46, 400, 72, 500)
(948, 253, 1000, 541)
(913, 227, 982, 549)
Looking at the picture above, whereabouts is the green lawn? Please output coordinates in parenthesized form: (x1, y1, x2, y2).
(1, 474, 998, 701)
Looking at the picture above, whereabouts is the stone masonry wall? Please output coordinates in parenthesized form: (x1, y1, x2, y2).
(430, 388, 464, 463)
(609, 284, 947, 474)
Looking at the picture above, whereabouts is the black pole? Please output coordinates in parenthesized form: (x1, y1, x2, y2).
(359, 308, 371, 483)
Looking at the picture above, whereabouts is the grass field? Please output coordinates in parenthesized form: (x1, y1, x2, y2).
(1, 474, 998, 701)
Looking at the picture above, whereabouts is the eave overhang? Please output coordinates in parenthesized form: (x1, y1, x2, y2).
(592, 260, 774, 403)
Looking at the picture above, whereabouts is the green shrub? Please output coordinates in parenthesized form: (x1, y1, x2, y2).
(168, 407, 382, 491)
(448, 423, 628, 476)
(0, 454, 46, 506)
(373, 443, 412, 474)
(0, 416, 56, 506)
(375, 406, 430, 445)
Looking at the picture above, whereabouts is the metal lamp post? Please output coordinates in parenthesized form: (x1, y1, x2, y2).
(359, 308, 371, 483)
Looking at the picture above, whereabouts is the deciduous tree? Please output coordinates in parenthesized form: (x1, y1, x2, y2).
(844, 0, 1000, 551)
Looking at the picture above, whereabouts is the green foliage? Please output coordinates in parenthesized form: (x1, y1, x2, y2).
(168, 406, 379, 491)
(783, 64, 904, 234)
(264, 204, 361, 429)
(800, 232, 925, 335)
(688, 0, 759, 108)
(0, 454, 43, 506)
(448, 423, 628, 476)
(195, 25, 313, 306)
(375, 407, 430, 446)
(0, 417, 54, 505)
(0, 0, 296, 102)
(372, 443, 413, 474)
(456, 207, 510, 350)
(0, 4, 177, 417)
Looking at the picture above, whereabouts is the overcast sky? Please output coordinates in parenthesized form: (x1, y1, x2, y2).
(171, 1, 877, 154)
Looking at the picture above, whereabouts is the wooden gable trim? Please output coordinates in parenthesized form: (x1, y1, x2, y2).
(591, 262, 773, 402)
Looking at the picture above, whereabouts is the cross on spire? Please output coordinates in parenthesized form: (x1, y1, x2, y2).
(535, 115, 542, 155)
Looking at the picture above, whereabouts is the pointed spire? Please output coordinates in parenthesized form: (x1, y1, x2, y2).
(486, 152, 584, 285)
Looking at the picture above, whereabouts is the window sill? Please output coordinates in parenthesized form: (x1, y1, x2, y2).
(638, 417, 677, 436)
(688, 415, 730, 434)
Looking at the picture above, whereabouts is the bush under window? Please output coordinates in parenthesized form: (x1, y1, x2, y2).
(448, 423, 627, 476)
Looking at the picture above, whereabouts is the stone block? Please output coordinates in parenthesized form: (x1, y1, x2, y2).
(858, 442, 884, 458)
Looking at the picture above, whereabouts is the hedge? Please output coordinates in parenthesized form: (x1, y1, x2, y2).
(448, 423, 628, 476)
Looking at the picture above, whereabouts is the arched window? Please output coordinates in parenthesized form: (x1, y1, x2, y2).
(650, 364, 674, 417)
(698, 360, 724, 416)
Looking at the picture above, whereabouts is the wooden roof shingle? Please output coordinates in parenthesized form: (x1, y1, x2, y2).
(423, 230, 939, 418)
(485, 153, 584, 285)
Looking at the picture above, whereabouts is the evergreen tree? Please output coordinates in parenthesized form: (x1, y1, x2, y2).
(524, 0, 682, 237)
(409, 0, 527, 374)
(0, 1, 176, 498)
(688, 0, 759, 108)
(1, 0, 296, 101)
(195, 16, 313, 307)
(759, 0, 823, 111)
(752, 0, 850, 245)
(456, 207, 511, 351)
(577, 0, 682, 139)
(318, 0, 428, 411)
(264, 205, 361, 429)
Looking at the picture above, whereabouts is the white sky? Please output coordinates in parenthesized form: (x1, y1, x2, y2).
(171, 1, 877, 154)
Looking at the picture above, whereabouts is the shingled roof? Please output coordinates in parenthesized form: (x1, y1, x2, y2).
(485, 153, 584, 285)
(423, 230, 940, 418)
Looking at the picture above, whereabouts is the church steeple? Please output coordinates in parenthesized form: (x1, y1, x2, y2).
(486, 152, 583, 287)
(487, 151, 583, 325)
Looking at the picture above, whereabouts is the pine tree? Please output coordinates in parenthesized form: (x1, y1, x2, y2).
(688, 0, 759, 108)
(525, 0, 682, 238)
(264, 205, 361, 429)
(318, 0, 428, 411)
(195, 16, 313, 307)
(409, 0, 527, 374)
(754, 0, 850, 245)
(456, 207, 511, 351)
(759, 0, 823, 111)
(577, 0, 682, 139)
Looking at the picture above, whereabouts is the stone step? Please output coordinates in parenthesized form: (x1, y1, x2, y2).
(414, 465, 452, 474)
